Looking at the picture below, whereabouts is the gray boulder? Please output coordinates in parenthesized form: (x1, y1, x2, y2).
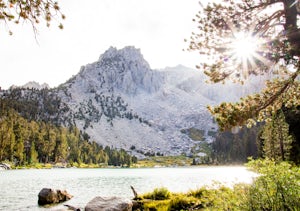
(38, 188, 73, 205)
(85, 196, 133, 211)
(0, 163, 11, 170)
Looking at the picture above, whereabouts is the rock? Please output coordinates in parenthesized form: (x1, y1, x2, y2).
(0, 163, 11, 170)
(85, 196, 133, 211)
(64, 204, 81, 211)
(38, 188, 73, 205)
(132, 200, 143, 211)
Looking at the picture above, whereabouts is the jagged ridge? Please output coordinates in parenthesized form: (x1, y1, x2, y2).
(0, 46, 265, 157)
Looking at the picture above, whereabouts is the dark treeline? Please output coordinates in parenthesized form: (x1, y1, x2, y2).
(211, 125, 260, 164)
(211, 107, 300, 165)
(0, 108, 137, 167)
(283, 106, 300, 164)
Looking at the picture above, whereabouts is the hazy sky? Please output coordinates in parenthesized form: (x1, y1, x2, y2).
(0, 0, 201, 89)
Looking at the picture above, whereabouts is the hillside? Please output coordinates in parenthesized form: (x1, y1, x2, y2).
(0, 46, 265, 157)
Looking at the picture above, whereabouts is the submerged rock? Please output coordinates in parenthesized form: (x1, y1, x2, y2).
(38, 188, 73, 205)
(85, 196, 133, 211)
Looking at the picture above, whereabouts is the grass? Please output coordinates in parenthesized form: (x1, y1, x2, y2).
(135, 185, 247, 211)
(133, 159, 300, 211)
(134, 156, 193, 167)
(10, 162, 107, 169)
(181, 128, 205, 141)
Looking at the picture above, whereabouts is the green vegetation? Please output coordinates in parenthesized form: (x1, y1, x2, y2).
(260, 110, 293, 161)
(0, 0, 65, 35)
(212, 125, 260, 164)
(135, 156, 193, 167)
(187, 0, 300, 131)
(0, 108, 137, 168)
(246, 159, 300, 210)
(142, 188, 171, 200)
(181, 128, 205, 141)
(133, 1, 300, 209)
(134, 159, 300, 211)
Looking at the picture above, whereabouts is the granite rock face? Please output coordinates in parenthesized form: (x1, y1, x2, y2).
(85, 196, 133, 211)
(38, 188, 73, 205)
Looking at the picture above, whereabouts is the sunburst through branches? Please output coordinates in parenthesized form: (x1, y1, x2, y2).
(224, 30, 271, 79)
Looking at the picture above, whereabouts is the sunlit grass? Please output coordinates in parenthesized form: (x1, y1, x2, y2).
(134, 156, 193, 167)
(135, 160, 300, 211)
(137, 184, 249, 211)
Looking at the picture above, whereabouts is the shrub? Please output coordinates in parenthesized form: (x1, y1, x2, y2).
(142, 187, 171, 200)
(245, 159, 300, 210)
(170, 195, 199, 210)
(138, 159, 300, 211)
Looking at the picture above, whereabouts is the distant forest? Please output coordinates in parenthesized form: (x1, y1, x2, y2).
(211, 125, 260, 164)
(0, 99, 137, 167)
(1, 87, 299, 166)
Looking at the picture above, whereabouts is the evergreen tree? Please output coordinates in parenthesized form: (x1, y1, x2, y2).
(0, 106, 137, 167)
(261, 110, 293, 161)
(283, 106, 300, 164)
(13, 119, 26, 165)
(187, 0, 300, 131)
(54, 128, 68, 162)
(29, 142, 38, 164)
(212, 125, 259, 164)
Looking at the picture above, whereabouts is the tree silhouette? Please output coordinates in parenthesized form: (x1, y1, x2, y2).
(0, 0, 65, 35)
(187, 0, 300, 130)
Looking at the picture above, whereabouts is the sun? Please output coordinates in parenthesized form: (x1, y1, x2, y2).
(231, 32, 258, 61)
(225, 30, 270, 78)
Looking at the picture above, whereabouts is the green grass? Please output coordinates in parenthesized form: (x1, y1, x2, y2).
(134, 156, 193, 167)
(136, 185, 246, 211)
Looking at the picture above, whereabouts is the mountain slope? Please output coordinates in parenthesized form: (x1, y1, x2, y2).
(0, 46, 266, 157)
(55, 46, 264, 156)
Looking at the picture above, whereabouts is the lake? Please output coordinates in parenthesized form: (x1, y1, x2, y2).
(0, 166, 256, 210)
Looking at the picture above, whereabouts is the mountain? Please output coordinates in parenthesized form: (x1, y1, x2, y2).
(11, 81, 50, 90)
(0, 46, 265, 157)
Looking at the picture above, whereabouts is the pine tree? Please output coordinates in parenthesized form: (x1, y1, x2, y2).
(261, 110, 293, 161)
(54, 128, 69, 163)
(188, 0, 300, 131)
(29, 142, 38, 164)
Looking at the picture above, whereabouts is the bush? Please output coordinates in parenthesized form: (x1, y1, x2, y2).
(246, 159, 300, 210)
(138, 159, 300, 211)
(142, 187, 171, 200)
(170, 195, 198, 210)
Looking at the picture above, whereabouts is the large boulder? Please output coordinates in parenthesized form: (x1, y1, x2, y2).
(38, 188, 73, 205)
(85, 196, 133, 211)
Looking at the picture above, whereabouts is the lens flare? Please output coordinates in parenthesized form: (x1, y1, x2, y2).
(225, 30, 270, 79)
(231, 32, 257, 61)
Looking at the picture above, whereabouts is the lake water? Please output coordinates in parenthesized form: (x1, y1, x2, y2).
(0, 166, 256, 210)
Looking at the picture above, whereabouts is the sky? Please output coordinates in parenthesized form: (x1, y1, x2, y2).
(0, 0, 201, 89)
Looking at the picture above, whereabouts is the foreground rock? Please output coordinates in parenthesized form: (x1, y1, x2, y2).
(0, 163, 11, 170)
(38, 188, 73, 205)
(85, 196, 133, 211)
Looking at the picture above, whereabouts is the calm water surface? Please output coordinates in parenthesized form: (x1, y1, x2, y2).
(0, 166, 256, 210)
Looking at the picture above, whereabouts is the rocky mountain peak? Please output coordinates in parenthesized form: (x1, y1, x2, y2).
(0, 45, 266, 157)
(71, 46, 162, 95)
(99, 46, 150, 69)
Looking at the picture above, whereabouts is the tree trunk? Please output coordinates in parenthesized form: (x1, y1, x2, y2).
(284, 0, 300, 56)
(278, 124, 285, 161)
